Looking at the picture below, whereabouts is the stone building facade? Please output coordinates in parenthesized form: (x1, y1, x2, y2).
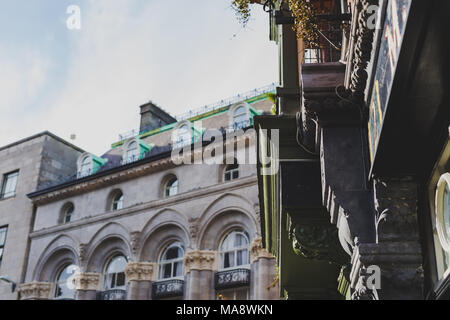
(0, 132, 83, 300)
(9, 87, 279, 300)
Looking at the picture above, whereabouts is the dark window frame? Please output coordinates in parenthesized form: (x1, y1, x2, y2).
(1, 170, 19, 199)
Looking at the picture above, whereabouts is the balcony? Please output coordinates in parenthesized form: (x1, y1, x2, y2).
(215, 268, 251, 290)
(152, 279, 184, 299)
(96, 289, 127, 300)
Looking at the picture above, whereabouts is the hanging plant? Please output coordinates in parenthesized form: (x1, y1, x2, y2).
(231, 0, 319, 46)
(288, 0, 320, 48)
(231, 0, 252, 27)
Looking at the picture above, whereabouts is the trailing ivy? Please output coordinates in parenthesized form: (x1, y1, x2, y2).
(231, 0, 319, 47)
(231, 0, 252, 27)
(288, 0, 320, 48)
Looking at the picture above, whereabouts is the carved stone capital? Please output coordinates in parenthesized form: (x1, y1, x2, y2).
(250, 237, 273, 263)
(288, 217, 350, 266)
(73, 272, 101, 291)
(125, 262, 156, 282)
(184, 250, 216, 273)
(19, 282, 51, 300)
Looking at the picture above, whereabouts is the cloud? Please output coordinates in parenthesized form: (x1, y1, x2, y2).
(0, 0, 278, 155)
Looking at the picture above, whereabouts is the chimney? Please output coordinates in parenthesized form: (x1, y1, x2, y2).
(139, 102, 177, 133)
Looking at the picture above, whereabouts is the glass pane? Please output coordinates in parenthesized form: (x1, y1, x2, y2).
(116, 272, 125, 287)
(55, 265, 77, 298)
(162, 263, 172, 279)
(232, 170, 239, 179)
(3, 172, 18, 196)
(0, 228, 6, 246)
(106, 256, 127, 274)
(173, 261, 183, 277)
(223, 252, 234, 269)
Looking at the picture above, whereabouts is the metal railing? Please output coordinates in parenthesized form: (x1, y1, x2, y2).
(117, 83, 277, 141)
(96, 289, 127, 300)
(215, 268, 250, 290)
(305, 16, 347, 64)
(152, 279, 184, 299)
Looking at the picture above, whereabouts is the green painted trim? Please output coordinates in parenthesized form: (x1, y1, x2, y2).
(110, 93, 272, 149)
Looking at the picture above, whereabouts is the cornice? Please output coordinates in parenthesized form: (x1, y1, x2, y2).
(29, 175, 258, 239)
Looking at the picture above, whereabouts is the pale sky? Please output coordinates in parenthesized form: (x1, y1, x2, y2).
(0, 0, 278, 155)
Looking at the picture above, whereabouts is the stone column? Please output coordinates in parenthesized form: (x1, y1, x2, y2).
(73, 272, 101, 300)
(184, 250, 216, 300)
(18, 282, 51, 300)
(125, 262, 156, 300)
(250, 238, 279, 300)
(350, 177, 424, 300)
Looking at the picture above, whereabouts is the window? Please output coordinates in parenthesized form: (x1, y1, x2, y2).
(174, 124, 191, 149)
(220, 230, 250, 270)
(165, 178, 179, 197)
(217, 287, 249, 300)
(1, 171, 19, 198)
(112, 191, 124, 211)
(224, 163, 239, 182)
(233, 106, 249, 130)
(126, 141, 139, 163)
(305, 48, 321, 63)
(54, 264, 77, 300)
(0, 226, 7, 267)
(78, 156, 92, 178)
(159, 242, 184, 279)
(435, 173, 450, 276)
(62, 203, 74, 224)
(104, 255, 127, 290)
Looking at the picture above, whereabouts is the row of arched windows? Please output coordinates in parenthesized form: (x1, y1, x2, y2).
(62, 165, 240, 224)
(53, 229, 250, 299)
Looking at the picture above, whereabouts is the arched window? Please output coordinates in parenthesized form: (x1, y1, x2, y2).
(174, 124, 191, 148)
(126, 141, 139, 163)
(224, 163, 239, 182)
(112, 191, 124, 211)
(220, 230, 250, 270)
(79, 155, 92, 177)
(54, 264, 77, 300)
(233, 106, 249, 130)
(165, 178, 179, 197)
(159, 242, 185, 279)
(62, 203, 74, 224)
(104, 255, 127, 290)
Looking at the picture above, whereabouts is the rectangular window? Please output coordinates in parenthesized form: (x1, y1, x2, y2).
(1, 171, 19, 199)
(0, 226, 7, 267)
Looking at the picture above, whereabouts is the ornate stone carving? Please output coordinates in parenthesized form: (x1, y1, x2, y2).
(288, 221, 349, 266)
(130, 231, 141, 257)
(73, 272, 101, 291)
(18, 282, 51, 300)
(78, 243, 87, 265)
(125, 262, 156, 282)
(349, 0, 379, 102)
(184, 250, 216, 273)
(188, 217, 199, 240)
(373, 177, 420, 243)
(250, 237, 273, 263)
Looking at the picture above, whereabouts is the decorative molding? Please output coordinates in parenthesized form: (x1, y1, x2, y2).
(30, 175, 258, 239)
(250, 237, 273, 263)
(73, 272, 101, 291)
(288, 218, 349, 266)
(78, 243, 87, 265)
(349, 0, 379, 101)
(125, 262, 156, 282)
(18, 282, 51, 300)
(188, 217, 199, 240)
(130, 231, 141, 257)
(184, 250, 216, 273)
